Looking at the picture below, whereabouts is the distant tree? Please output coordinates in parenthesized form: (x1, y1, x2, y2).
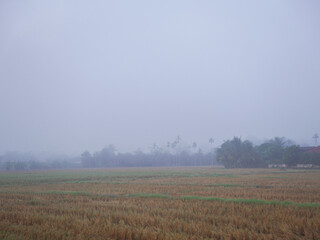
(170, 136, 182, 158)
(308, 152, 320, 165)
(208, 138, 215, 165)
(80, 151, 92, 168)
(81, 151, 91, 158)
(29, 160, 45, 170)
(299, 151, 320, 165)
(13, 161, 27, 171)
(283, 145, 301, 167)
(4, 161, 12, 171)
(209, 138, 214, 152)
(192, 142, 197, 153)
(255, 137, 287, 165)
(99, 145, 117, 167)
(166, 142, 171, 153)
(269, 137, 287, 147)
(313, 133, 319, 146)
(216, 137, 262, 168)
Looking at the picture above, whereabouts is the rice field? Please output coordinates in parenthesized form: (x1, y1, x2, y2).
(0, 167, 320, 240)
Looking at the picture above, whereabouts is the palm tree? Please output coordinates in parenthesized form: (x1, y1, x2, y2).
(166, 142, 171, 154)
(209, 138, 214, 150)
(209, 138, 215, 166)
(192, 142, 198, 166)
(312, 133, 319, 146)
(192, 142, 197, 153)
(270, 137, 286, 147)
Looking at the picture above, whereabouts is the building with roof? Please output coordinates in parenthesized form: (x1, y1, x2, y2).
(301, 146, 320, 154)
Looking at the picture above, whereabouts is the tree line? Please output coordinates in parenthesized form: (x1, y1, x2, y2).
(216, 137, 320, 168)
(1, 136, 320, 171)
(0, 137, 218, 171)
(80, 144, 217, 168)
(0, 152, 78, 171)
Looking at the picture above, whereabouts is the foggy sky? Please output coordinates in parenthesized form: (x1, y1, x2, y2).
(1, 0, 320, 155)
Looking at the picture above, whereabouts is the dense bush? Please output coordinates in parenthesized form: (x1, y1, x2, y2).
(216, 137, 264, 168)
(216, 137, 320, 168)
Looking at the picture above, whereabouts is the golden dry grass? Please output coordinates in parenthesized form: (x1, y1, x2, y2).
(0, 167, 320, 239)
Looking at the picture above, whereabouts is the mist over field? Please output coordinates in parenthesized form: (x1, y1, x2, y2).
(1, 2, 320, 239)
(1, 1, 320, 156)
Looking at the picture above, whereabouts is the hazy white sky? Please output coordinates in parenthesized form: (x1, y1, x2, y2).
(0, 0, 320, 155)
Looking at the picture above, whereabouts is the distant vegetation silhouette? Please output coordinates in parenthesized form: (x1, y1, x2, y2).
(1, 136, 320, 171)
(217, 137, 320, 168)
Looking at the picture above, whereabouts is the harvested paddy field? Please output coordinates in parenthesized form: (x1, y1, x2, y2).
(0, 168, 320, 240)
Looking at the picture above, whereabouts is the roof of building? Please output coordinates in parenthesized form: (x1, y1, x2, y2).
(300, 147, 314, 152)
(303, 146, 320, 154)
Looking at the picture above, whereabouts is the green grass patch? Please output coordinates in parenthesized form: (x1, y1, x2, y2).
(205, 183, 241, 187)
(181, 195, 320, 208)
(0, 233, 25, 240)
(44, 190, 91, 196)
(260, 176, 289, 179)
(127, 193, 171, 199)
(204, 173, 238, 178)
